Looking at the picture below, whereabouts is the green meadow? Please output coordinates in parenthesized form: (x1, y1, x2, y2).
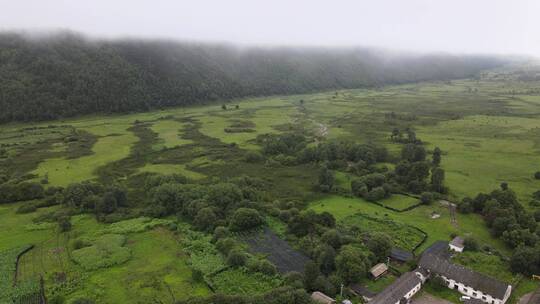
(1, 69, 540, 302)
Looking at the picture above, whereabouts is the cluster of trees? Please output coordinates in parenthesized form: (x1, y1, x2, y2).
(280, 208, 393, 296)
(390, 128, 420, 144)
(144, 174, 267, 233)
(351, 173, 391, 202)
(299, 141, 388, 169)
(60, 182, 129, 216)
(258, 134, 392, 195)
(0, 181, 45, 203)
(393, 144, 446, 194)
(260, 133, 307, 156)
(0, 31, 504, 123)
(348, 143, 445, 203)
(456, 184, 540, 275)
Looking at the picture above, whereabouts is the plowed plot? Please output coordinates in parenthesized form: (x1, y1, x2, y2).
(239, 228, 309, 273)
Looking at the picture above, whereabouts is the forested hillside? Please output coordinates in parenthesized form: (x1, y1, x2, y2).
(0, 31, 505, 122)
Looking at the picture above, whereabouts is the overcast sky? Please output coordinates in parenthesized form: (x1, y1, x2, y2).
(1, 0, 539, 56)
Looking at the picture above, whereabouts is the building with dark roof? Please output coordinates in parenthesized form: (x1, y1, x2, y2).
(390, 248, 414, 263)
(418, 253, 512, 304)
(421, 240, 451, 259)
(369, 272, 422, 304)
(349, 284, 377, 302)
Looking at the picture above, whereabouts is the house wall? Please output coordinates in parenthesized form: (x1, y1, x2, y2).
(441, 276, 507, 304)
(386, 282, 422, 304)
(449, 244, 464, 252)
(405, 282, 422, 299)
(414, 271, 427, 283)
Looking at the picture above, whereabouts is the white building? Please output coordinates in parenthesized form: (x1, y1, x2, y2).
(449, 236, 465, 252)
(419, 252, 512, 304)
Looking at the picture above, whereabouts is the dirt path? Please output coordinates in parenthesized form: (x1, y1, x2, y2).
(519, 286, 540, 304)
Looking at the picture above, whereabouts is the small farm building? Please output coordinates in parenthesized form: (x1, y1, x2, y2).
(350, 284, 377, 302)
(311, 291, 336, 304)
(370, 263, 389, 280)
(449, 236, 465, 252)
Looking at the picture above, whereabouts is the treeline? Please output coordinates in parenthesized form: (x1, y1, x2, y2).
(0, 31, 505, 122)
(457, 184, 540, 275)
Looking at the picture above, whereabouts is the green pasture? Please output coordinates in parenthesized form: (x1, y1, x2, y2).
(76, 228, 209, 303)
(150, 119, 193, 150)
(418, 115, 540, 205)
(196, 105, 297, 150)
(309, 195, 508, 254)
(31, 121, 137, 186)
(0, 202, 209, 303)
(0, 202, 59, 251)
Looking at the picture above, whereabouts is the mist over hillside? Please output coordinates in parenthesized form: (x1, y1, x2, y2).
(0, 31, 507, 123)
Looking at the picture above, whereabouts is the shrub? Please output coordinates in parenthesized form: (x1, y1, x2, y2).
(284, 271, 304, 289)
(48, 295, 65, 304)
(16, 203, 38, 214)
(366, 187, 386, 202)
(194, 207, 217, 232)
(71, 239, 90, 250)
(191, 269, 204, 282)
(248, 259, 277, 276)
(212, 226, 229, 243)
(458, 197, 473, 213)
(351, 180, 368, 197)
(229, 208, 264, 232)
(420, 192, 434, 205)
(58, 217, 72, 232)
(321, 229, 342, 249)
(70, 298, 95, 304)
(431, 275, 447, 291)
(464, 237, 479, 251)
(530, 200, 540, 207)
(245, 151, 264, 163)
(257, 260, 277, 276)
(216, 237, 239, 255)
(226, 249, 248, 267)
